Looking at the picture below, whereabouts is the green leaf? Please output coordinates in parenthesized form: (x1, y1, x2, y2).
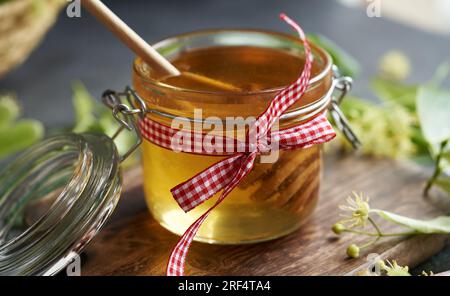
(409, 125, 429, 155)
(0, 119, 44, 159)
(371, 77, 417, 111)
(69, 81, 139, 167)
(98, 107, 137, 161)
(439, 143, 450, 174)
(416, 85, 450, 145)
(441, 149, 450, 161)
(0, 95, 20, 129)
(157, 42, 184, 58)
(72, 81, 97, 133)
(371, 209, 450, 234)
(430, 60, 450, 87)
(307, 34, 360, 77)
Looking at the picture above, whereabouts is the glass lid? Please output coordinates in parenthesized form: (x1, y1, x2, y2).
(0, 133, 122, 275)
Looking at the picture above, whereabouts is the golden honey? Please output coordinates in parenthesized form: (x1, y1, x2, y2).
(133, 30, 332, 243)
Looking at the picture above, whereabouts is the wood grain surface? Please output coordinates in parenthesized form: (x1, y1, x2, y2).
(81, 155, 450, 275)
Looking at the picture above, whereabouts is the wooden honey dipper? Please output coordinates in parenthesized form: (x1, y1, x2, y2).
(82, 0, 240, 91)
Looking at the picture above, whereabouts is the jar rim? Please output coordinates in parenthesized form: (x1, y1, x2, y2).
(133, 28, 332, 97)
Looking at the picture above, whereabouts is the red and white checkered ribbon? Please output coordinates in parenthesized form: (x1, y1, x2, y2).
(139, 14, 336, 276)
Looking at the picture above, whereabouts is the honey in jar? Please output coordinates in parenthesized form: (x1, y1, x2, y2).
(133, 30, 333, 244)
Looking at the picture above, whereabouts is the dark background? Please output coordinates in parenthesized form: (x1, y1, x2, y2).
(0, 0, 449, 273)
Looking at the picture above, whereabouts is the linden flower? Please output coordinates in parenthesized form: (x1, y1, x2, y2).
(379, 50, 411, 81)
(338, 192, 371, 228)
(381, 260, 411, 276)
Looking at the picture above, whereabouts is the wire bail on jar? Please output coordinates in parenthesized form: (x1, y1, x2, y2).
(101, 87, 146, 162)
(101, 64, 361, 160)
(329, 65, 362, 149)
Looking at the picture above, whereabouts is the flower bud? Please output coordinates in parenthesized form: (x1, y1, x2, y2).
(332, 223, 345, 235)
(347, 244, 360, 258)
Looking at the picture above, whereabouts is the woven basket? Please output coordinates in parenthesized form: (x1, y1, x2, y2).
(0, 0, 65, 78)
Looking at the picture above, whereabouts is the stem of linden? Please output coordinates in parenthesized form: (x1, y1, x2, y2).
(423, 140, 448, 197)
(342, 228, 417, 237)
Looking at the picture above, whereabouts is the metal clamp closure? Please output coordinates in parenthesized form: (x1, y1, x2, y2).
(101, 87, 145, 162)
(328, 66, 361, 149)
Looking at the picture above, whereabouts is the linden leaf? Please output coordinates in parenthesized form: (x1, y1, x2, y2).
(371, 77, 417, 112)
(70, 81, 139, 167)
(430, 60, 450, 87)
(371, 209, 450, 234)
(416, 85, 450, 146)
(0, 119, 44, 159)
(307, 34, 360, 77)
(72, 81, 97, 133)
(0, 95, 20, 130)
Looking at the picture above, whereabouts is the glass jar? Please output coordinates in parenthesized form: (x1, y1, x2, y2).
(132, 30, 340, 244)
(0, 133, 122, 275)
(0, 31, 357, 276)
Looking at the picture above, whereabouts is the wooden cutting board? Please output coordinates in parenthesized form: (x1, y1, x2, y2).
(81, 155, 450, 275)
